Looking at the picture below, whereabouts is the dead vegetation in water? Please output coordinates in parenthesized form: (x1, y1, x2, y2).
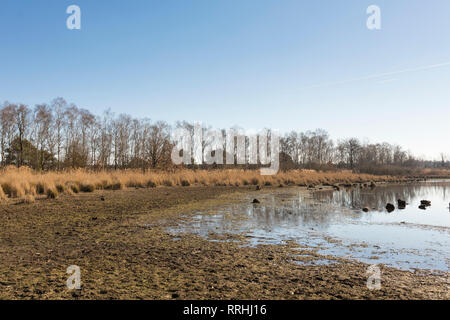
(0, 166, 400, 203)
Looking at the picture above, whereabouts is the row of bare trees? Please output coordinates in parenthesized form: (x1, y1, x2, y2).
(0, 98, 173, 171)
(0, 98, 448, 173)
(280, 131, 410, 171)
(280, 130, 449, 174)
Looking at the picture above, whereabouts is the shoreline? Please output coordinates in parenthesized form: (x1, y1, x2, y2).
(1, 166, 449, 205)
(0, 185, 448, 299)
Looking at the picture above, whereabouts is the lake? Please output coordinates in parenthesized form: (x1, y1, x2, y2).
(169, 180, 450, 273)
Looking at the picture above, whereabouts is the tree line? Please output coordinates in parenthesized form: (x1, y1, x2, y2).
(0, 98, 448, 174)
(280, 129, 449, 174)
(0, 98, 172, 171)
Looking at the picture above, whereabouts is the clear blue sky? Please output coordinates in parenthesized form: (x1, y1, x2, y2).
(0, 0, 449, 159)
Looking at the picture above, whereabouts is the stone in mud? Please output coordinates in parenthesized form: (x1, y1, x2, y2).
(397, 199, 406, 208)
(420, 200, 431, 206)
(385, 203, 395, 212)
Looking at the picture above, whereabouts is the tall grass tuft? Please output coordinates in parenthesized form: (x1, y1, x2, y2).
(22, 194, 36, 204)
(0, 185, 6, 201)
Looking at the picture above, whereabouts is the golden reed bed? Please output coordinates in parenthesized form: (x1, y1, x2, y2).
(0, 166, 401, 203)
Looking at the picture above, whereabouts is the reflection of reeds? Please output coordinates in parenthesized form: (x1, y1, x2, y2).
(316, 182, 450, 211)
(0, 166, 399, 203)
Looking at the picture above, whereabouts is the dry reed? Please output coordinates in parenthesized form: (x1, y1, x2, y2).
(0, 166, 402, 203)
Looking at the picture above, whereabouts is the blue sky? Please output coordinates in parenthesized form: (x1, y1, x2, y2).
(0, 0, 449, 159)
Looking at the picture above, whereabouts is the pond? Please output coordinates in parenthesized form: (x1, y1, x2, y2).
(169, 180, 450, 273)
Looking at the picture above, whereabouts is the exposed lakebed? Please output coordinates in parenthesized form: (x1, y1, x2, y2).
(169, 180, 450, 273)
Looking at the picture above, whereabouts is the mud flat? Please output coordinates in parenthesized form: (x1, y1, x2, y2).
(0, 186, 448, 299)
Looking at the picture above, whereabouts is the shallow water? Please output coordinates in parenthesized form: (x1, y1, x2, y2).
(169, 181, 450, 272)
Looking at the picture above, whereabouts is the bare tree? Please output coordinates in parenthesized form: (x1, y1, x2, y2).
(15, 104, 31, 167)
(338, 138, 361, 170)
(79, 108, 95, 164)
(112, 114, 132, 169)
(64, 104, 81, 168)
(51, 97, 67, 170)
(0, 103, 17, 166)
(34, 104, 53, 170)
(146, 121, 172, 168)
(98, 109, 114, 169)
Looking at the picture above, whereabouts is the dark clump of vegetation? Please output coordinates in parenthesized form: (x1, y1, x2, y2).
(146, 180, 156, 188)
(46, 189, 58, 199)
(36, 183, 45, 195)
(79, 184, 95, 193)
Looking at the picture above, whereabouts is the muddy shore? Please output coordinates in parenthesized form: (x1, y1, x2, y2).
(0, 185, 448, 300)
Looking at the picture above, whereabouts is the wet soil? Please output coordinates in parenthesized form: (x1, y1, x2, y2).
(0, 186, 448, 299)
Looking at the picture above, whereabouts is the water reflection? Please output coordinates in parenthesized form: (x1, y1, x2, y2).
(244, 195, 355, 230)
(313, 181, 450, 217)
(170, 181, 450, 272)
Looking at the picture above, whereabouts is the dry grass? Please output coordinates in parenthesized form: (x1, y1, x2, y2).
(420, 168, 450, 177)
(0, 166, 402, 203)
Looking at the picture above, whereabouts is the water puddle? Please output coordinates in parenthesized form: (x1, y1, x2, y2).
(169, 180, 450, 272)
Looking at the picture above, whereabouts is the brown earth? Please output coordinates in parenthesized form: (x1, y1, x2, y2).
(0, 186, 448, 300)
